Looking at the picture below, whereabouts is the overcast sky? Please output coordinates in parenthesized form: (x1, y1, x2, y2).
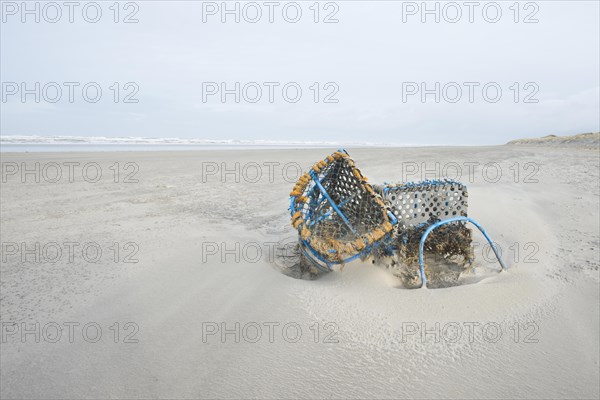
(1, 0, 599, 145)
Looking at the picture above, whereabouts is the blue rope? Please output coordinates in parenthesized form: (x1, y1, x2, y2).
(385, 179, 466, 192)
(387, 210, 398, 225)
(301, 232, 395, 269)
(300, 241, 332, 272)
(309, 170, 358, 236)
(308, 192, 358, 227)
(418, 216, 506, 288)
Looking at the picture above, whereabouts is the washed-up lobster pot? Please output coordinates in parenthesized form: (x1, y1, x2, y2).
(289, 150, 504, 288)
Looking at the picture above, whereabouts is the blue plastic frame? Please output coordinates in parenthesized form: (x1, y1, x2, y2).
(418, 216, 506, 288)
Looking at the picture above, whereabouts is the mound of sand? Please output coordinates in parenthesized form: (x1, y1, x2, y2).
(507, 132, 599, 148)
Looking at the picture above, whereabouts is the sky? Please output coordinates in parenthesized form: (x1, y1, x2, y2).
(1, 0, 599, 145)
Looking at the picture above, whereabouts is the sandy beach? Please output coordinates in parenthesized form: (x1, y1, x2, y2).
(1, 145, 598, 399)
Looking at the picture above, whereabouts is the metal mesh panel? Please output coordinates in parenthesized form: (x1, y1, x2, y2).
(373, 180, 468, 228)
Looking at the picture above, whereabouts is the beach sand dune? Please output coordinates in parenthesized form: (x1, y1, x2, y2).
(507, 131, 599, 148)
(1, 145, 598, 399)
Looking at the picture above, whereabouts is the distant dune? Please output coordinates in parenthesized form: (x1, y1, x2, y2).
(507, 132, 599, 148)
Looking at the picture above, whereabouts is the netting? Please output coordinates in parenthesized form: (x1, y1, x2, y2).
(289, 150, 395, 271)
